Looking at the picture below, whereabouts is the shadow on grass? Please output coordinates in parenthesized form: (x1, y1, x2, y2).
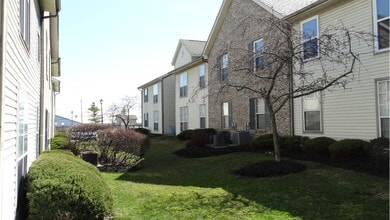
(116, 139, 389, 220)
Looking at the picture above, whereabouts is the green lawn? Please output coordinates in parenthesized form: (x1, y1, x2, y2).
(103, 137, 389, 220)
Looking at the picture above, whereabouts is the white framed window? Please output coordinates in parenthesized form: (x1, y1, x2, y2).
(222, 102, 232, 129)
(153, 111, 159, 131)
(220, 53, 228, 81)
(180, 106, 188, 132)
(153, 84, 158, 103)
(255, 98, 266, 129)
(199, 104, 206, 128)
(301, 16, 319, 60)
(199, 64, 206, 88)
(254, 39, 265, 70)
(303, 92, 322, 132)
(179, 72, 188, 97)
(373, 0, 389, 51)
(377, 80, 389, 137)
(20, 0, 30, 47)
(144, 88, 148, 103)
(143, 113, 149, 127)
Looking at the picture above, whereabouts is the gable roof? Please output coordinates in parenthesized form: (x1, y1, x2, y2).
(171, 39, 206, 65)
(203, 0, 321, 56)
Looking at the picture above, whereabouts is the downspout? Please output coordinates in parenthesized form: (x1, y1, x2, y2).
(288, 24, 295, 136)
(0, 0, 6, 216)
(38, 13, 45, 154)
(161, 79, 165, 135)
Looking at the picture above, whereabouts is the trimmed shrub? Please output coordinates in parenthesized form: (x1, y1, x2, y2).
(302, 137, 335, 159)
(190, 129, 210, 148)
(177, 130, 193, 141)
(329, 139, 369, 161)
(50, 133, 70, 150)
(251, 134, 274, 153)
(134, 127, 151, 135)
(68, 124, 113, 155)
(27, 150, 113, 219)
(97, 128, 150, 169)
(190, 128, 217, 148)
(280, 135, 309, 152)
(367, 137, 389, 172)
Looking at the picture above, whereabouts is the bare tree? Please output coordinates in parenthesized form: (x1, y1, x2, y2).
(209, 15, 372, 162)
(107, 96, 139, 129)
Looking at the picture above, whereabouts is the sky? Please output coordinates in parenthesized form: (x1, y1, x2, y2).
(56, 0, 223, 123)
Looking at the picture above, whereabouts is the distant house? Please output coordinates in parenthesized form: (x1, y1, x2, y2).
(172, 40, 209, 134)
(287, 0, 389, 140)
(0, 0, 61, 218)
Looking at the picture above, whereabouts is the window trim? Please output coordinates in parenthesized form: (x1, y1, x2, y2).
(179, 72, 188, 97)
(153, 84, 158, 103)
(153, 111, 159, 131)
(302, 92, 323, 133)
(143, 88, 148, 103)
(255, 98, 266, 130)
(180, 106, 188, 132)
(222, 101, 232, 129)
(253, 39, 265, 71)
(199, 64, 206, 88)
(300, 15, 320, 61)
(221, 53, 228, 81)
(373, 0, 390, 52)
(376, 79, 390, 137)
(199, 104, 206, 128)
(20, 0, 31, 49)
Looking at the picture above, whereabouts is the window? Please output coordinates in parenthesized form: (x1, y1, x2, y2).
(249, 98, 270, 130)
(301, 16, 319, 60)
(144, 113, 149, 127)
(20, 0, 30, 46)
(153, 111, 159, 131)
(219, 53, 228, 81)
(179, 72, 188, 97)
(199, 104, 206, 128)
(222, 102, 232, 129)
(254, 39, 265, 70)
(374, 0, 389, 51)
(153, 84, 158, 103)
(199, 64, 206, 88)
(144, 88, 148, 102)
(303, 92, 322, 132)
(17, 91, 28, 207)
(180, 106, 188, 132)
(377, 80, 389, 138)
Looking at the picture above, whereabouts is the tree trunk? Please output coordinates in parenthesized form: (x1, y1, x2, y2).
(266, 99, 281, 162)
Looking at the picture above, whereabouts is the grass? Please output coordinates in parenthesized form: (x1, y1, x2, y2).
(103, 137, 389, 220)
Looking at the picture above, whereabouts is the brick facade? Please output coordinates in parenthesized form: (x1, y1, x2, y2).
(207, 0, 291, 136)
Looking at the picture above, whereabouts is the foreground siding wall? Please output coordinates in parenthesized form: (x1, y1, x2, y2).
(0, 0, 42, 218)
(292, 0, 389, 140)
(162, 75, 176, 135)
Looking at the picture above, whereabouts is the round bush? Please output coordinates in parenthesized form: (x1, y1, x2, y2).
(190, 129, 216, 147)
(302, 137, 335, 159)
(280, 135, 309, 151)
(27, 150, 113, 219)
(134, 127, 151, 135)
(329, 139, 369, 161)
(367, 137, 389, 172)
(234, 160, 306, 178)
(50, 136, 69, 150)
(177, 130, 193, 141)
(251, 134, 274, 153)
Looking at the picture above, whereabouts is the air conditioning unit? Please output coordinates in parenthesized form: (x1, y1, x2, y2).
(231, 131, 251, 146)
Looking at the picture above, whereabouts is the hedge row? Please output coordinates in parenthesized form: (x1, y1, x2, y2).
(27, 150, 113, 219)
(251, 134, 389, 172)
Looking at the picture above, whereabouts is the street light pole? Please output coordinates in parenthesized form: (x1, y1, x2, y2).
(100, 99, 103, 124)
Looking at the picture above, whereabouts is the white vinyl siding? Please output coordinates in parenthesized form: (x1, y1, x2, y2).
(20, 0, 30, 47)
(293, 0, 389, 140)
(143, 88, 148, 103)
